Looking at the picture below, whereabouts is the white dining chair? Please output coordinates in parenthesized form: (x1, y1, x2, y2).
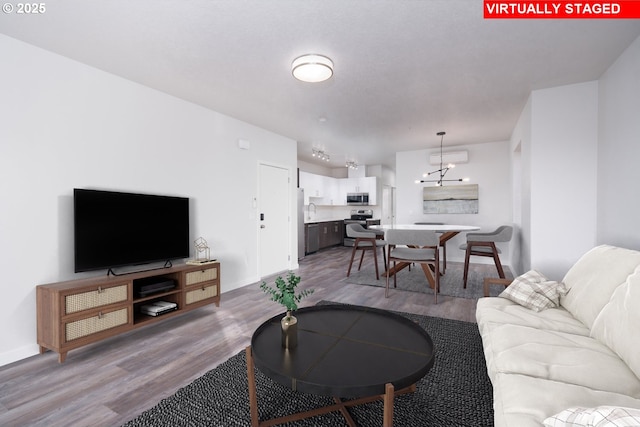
(460, 225, 513, 288)
(346, 223, 387, 280)
(385, 229, 440, 303)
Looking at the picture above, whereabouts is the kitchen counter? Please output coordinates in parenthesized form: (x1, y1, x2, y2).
(303, 218, 345, 224)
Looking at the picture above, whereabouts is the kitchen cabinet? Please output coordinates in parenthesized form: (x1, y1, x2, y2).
(306, 220, 343, 253)
(300, 171, 377, 206)
(320, 175, 340, 205)
(331, 221, 344, 245)
(339, 176, 377, 205)
(300, 171, 341, 205)
(319, 220, 343, 248)
(299, 171, 323, 205)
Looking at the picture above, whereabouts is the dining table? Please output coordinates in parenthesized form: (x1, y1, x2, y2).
(369, 224, 480, 289)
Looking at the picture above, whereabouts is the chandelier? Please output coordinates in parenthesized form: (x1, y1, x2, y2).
(312, 148, 330, 162)
(346, 160, 358, 170)
(416, 131, 469, 186)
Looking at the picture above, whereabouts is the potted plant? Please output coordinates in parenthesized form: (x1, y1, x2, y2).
(260, 272, 314, 348)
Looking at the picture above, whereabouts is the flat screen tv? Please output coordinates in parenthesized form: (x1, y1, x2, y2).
(74, 189, 190, 273)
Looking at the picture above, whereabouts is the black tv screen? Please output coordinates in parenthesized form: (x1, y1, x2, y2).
(74, 189, 190, 273)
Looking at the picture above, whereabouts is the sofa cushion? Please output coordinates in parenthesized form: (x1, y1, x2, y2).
(483, 323, 640, 396)
(543, 405, 640, 427)
(492, 372, 640, 427)
(561, 245, 640, 328)
(476, 297, 590, 337)
(591, 266, 640, 380)
(499, 270, 567, 311)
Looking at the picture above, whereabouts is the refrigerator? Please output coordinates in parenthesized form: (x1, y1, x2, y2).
(298, 188, 305, 260)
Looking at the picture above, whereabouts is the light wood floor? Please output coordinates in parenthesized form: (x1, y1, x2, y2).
(0, 245, 480, 427)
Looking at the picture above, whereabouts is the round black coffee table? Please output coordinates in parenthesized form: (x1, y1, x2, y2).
(246, 304, 435, 426)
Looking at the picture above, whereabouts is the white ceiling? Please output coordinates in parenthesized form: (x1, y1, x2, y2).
(2, 1, 639, 168)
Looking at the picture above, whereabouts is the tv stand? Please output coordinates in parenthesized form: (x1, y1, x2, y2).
(106, 259, 173, 277)
(36, 262, 220, 363)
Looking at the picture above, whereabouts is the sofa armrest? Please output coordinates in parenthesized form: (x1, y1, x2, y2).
(483, 277, 513, 297)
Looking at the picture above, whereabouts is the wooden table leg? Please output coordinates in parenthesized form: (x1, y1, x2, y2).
(383, 233, 462, 289)
(385, 256, 438, 289)
(382, 261, 410, 277)
(419, 263, 436, 289)
(383, 383, 394, 427)
(246, 346, 259, 427)
(438, 231, 460, 274)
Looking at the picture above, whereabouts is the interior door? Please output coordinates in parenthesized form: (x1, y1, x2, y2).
(258, 163, 291, 277)
(382, 184, 396, 225)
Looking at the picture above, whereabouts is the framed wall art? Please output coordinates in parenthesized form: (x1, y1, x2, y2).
(423, 184, 478, 214)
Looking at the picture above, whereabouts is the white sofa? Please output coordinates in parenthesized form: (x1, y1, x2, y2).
(476, 245, 640, 426)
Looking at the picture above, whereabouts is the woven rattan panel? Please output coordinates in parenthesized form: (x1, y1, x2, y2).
(185, 268, 217, 286)
(65, 284, 128, 314)
(186, 286, 217, 305)
(65, 308, 128, 341)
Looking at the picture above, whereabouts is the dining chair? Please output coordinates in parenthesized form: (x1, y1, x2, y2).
(460, 225, 513, 288)
(414, 222, 447, 272)
(385, 229, 440, 303)
(346, 223, 387, 280)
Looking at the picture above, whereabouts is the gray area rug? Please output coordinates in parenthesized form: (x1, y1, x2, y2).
(343, 261, 513, 299)
(122, 302, 494, 427)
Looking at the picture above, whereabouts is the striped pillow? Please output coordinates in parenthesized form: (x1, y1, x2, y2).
(543, 406, 640, 426)
(499, 270, 567, 312)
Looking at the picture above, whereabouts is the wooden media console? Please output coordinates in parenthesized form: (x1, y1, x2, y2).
(36, 262, 220, 362)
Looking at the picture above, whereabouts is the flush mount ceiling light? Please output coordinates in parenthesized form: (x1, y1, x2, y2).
(416, 131, 470, 186)
(292, 54, 334, 83)
(346, 160, 358, 170)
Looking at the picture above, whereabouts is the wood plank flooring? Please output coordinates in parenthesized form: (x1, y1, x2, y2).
(0, 245, 481, 427)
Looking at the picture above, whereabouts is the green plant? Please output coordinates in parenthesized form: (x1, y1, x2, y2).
(260, 271, 314, 313)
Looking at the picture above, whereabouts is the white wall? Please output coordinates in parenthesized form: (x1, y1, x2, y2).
(511, 34, 640, 279)
(0, 35, 298, 366)
(396, 140, 513, 265)
(597, 35, 640, 249)
(512, 82, 599, 280)
(532, 82, 599, 280)
(509, 100, 531, 276)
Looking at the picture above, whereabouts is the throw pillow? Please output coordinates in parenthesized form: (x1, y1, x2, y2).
(543, 405, 640, 426)
(499, 269, 567, 312)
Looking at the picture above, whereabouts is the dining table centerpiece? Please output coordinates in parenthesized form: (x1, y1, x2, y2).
(260, 272, 314, 349)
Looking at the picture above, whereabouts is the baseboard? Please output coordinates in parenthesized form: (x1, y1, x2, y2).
(0, 343, 40, 368)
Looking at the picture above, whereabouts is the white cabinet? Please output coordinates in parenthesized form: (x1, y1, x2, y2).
(300, 172, 377, 205)
(361, 176, 377, 205)
(320, 175, 340, 205)
(339, 176, 377, 205)
(340, 178, 360, 194)
(299, 171, 323, 205)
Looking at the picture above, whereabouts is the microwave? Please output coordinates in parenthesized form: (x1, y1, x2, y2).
(346, 192, 369, 206)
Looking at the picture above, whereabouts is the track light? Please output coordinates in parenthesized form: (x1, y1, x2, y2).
(312, 148, 330, 162)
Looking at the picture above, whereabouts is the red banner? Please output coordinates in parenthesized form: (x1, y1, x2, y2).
(484, 1, 640, 18)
